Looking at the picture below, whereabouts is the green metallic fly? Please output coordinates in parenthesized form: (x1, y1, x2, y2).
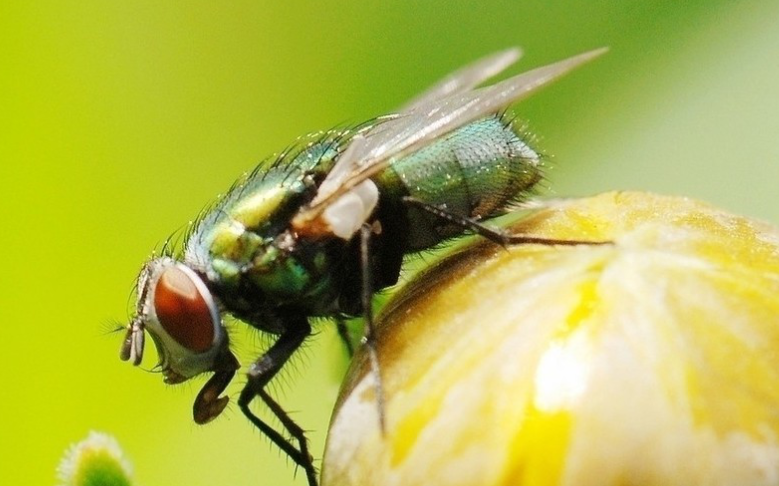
(120, 47, 606, 486)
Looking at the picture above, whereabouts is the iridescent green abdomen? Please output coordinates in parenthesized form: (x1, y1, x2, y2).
(375, 116, 541, 250)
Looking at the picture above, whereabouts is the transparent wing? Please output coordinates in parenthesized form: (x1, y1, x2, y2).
(398, 47, 522, 112)
(303, 47, 608, 219)
(312, 47, 522, 197)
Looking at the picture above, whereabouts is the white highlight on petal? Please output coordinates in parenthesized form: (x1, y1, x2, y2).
(534, 334, 591, 412)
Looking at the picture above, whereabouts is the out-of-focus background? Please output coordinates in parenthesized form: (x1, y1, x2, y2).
(2, 1, 778, 485)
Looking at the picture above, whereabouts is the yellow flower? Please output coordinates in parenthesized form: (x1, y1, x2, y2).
(323, 191, 779, 486)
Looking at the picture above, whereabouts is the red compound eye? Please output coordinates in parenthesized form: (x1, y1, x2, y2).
(153, 265, 216, 353)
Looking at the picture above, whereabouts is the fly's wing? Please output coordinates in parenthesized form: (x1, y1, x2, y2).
(298, 47, 608, 223)
(313, 47, 525, 199)
(398, 48, 522, 112)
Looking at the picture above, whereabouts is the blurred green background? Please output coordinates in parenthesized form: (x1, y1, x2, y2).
(2, 1, 778, 485)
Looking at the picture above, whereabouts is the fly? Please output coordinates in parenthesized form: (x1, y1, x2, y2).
(119, 47, 607, 486)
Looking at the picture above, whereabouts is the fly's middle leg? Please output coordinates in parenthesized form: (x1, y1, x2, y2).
(335, 318, 355, 357)
(360, 223, 387, 433)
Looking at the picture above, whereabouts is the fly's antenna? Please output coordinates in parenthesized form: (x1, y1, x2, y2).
(100, 319, 126, 336)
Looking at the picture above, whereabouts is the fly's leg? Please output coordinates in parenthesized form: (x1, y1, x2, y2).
(193, 349, 240, 424)
(256, 388, 317, 484)
(360, 223, 387, 432)
(335, 318, 355, 357)
(402, 196, 610, 247)
(238, 321, 318, 486)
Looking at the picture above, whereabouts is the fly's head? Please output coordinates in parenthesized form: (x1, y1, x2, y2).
(120, 257, 239, 423)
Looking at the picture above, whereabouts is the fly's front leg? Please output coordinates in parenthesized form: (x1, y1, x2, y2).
(360, 223, 387, 432)
(193, 349, 240, 424)
(238, 319, 317, 486)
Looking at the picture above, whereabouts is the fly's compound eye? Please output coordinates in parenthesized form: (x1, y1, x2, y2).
(153, 264, 219, 353)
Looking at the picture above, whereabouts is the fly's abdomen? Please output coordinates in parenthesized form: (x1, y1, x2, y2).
(377, 116, 542, 250)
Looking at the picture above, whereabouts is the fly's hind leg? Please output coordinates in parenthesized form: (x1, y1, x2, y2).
(238, 319, 318, 486)
(402, 196, 610, 247)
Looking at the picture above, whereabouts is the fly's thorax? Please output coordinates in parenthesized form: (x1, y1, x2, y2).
(188, 138, 345, 281)
(204, 182, 308, 268)
(133, 257, 228, 382)
(196, 228, 347, 322)
(375, 116, 541, 250)
(237, 232, 345, 315)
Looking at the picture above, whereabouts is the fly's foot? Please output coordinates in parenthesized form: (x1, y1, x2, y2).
(239, 385, 318, 486)
(238, 322, 317, 485)
(193, 349, 240, 424)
